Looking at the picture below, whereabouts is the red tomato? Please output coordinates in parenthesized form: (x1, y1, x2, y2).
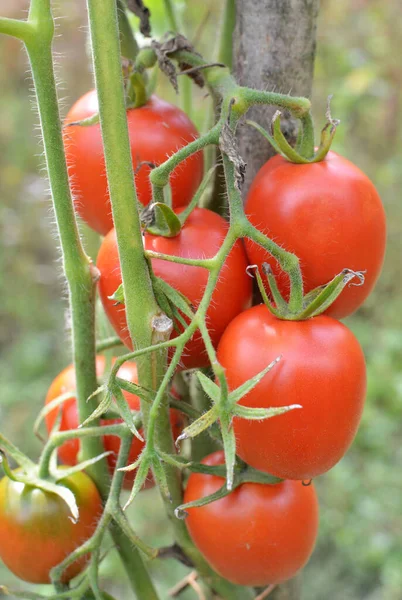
(184, 451, 319, 586)
(64, 91, 204, 235)
(217, 304, 367, 480)
(45, 357, 183, 489)
(0, 470, 102, 584)
(245, 152, 386, 318)
(97, 208, 252, 370)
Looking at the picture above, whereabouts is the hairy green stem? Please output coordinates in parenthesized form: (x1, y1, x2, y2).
(117, 0, 139, 60)
(217, 0, 235, 69)
(23, 4, 106, 487)
(161, 0, 192, 118)
(0, 17, 34, 41)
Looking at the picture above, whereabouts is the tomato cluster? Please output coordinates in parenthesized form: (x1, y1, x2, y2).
(0, 89, 385, 589)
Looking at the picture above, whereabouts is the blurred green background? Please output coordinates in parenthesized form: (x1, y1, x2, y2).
(0, 1, 401, 599)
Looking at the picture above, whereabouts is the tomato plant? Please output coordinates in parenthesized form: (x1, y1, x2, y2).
(64, 91, 204, 235)
(0, 470, 102, 584)
(45, 357, 184, 488)
(0, 0, 384, 596)
(184, 451, 319, 586)
(97, 207, 252, 369)
(217, 304, 367, 480)
(245, 151, 386, 318)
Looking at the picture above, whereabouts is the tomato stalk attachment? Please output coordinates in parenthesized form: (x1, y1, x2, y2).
(250, 263, 366, 321)
(174, 459, 282, 519)
(248, 95, 340, 164)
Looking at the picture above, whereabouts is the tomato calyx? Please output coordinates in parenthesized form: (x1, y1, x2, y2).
(119, 446, 173, 509)
(249, 263, 366, 321)
(174, 365, 300, 490)
(174, 457, 283, 520)
(0, 449, 82, 522)
(247, 95, 340, 164)
(141, 166, 216, 237)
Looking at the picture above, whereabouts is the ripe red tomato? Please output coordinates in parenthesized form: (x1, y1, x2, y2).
(184, 451, 319, 586)
(0, 470, 102, 583)
(64, 91, 204, 235)
(97, 207, 252, 370)
(245, 152, 386, 318)
(217, 304, 367, 480)
(45, 357, 183, 489)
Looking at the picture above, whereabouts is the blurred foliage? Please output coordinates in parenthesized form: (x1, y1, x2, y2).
(0, 0, 401, 599)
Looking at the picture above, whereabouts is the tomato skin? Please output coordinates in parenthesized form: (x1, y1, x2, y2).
(184, 451, 319, 586)
(64, 91, 204, 235)
(0, 470, 102, 584)
(97, 208, 252, 370)
(245, 152, 386, 318)
(45, 357, 183, 489)
(217, 305, 367, 480)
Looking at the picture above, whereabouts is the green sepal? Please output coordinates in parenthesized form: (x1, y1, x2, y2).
(108, 283, 124, 305)
(145, 202, 182, 237)
(297, 269, 365, 319)
(152, 457, 171, 501)
(0, 463, 81, 523)
(152, 276, 193, 319)
(271, 111, 309, 164)
(234, 403, 301, 420)
(64, 112, 100, 128)
(247, 264, 282, 318)
(33, 391, 75, 441)
(174, 484, 231, 519)
(175, 406, 219, 444)
(80, 389, 113, 428)
(220, 415, 236, 490)
(245, 119, 282, 155)
(261, 263, 288, 312)
(228, 356, 282, 406)
(196, 371, 221, 403)
(158, 451, 192, 470)
(54, 451, 113, 480)
(115, 376, 154, 404)
(111, 384, 144, 441)
(123, 451, 152, 510)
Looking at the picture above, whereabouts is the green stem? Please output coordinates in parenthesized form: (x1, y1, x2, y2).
(216, 0, 235, 69)
(117, 0, 139, 60)
(0, 17, 34, 41)
(96, 335, 124, 352)
(109, 437, 159, 599)
(86, 0, 158, 358)
(162, 0, 179, 31)
(24, 7, 106, 486)
(161, 0, 192, 118)
(117, 0, 148, 107)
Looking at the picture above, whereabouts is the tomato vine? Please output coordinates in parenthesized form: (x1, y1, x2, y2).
(0, 0, 386, 598)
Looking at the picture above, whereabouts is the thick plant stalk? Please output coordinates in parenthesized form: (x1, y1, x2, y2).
(234, 1, 319, 598)
(234, 0, 320, 193)
(85, 1, 255, 597)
